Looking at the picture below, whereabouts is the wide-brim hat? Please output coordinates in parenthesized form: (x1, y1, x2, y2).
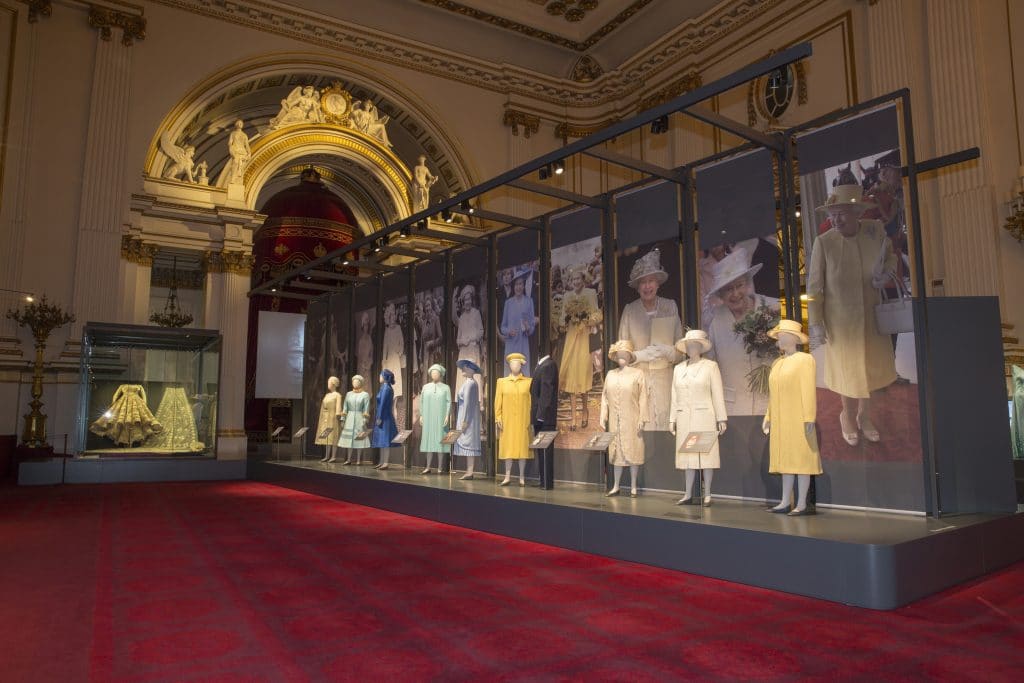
(707, 248, 763, 298)
(768, 319, 808, 344)
(816, 184, 876, 215)
(511, 265, 532, 282)
(379, 369, 395, 385)
(607, 339, 636, 363)
(506, 352, 527, 365)
(675, 329, 712, 354)
(456, 358, 482, 374)
(627, 248, 669, 288)
(427, 363, 446, 379)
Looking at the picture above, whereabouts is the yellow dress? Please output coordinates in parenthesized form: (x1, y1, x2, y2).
(147, 386, 205, 452)
(806, 222, 897, 398)
(90, 384, 162, 446)
(559, 287, 599, 394)
(494, 374, 532, 459)
(765, 352, 822, 475)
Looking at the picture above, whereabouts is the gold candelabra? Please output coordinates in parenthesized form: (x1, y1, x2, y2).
(5, 295, 75, 447)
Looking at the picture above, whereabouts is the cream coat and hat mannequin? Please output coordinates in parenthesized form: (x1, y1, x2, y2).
(600, 340, 647, 497)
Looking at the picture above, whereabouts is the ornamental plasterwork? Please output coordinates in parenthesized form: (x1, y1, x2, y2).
(570, 55, 604, 83)
(203, 250, 254, 276)
(636, 72, 703, 112)
(120, 236, 160, 265)
(146, 0, 780, 108)
(502, 109, 541, 138)
(555, 118, 619, 140)
(87, 6, 147, 46)
(23, 0, 51, 23)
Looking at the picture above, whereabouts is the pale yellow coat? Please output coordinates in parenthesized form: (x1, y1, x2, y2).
(670, 358, 727, 469)
(765, 352, 822, 475)
(599, 365, 648, 465)
(806, 222, 897, 399)
(494, 374, 533, 459)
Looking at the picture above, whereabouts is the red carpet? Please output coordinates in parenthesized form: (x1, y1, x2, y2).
(2, 481, 1022, 682)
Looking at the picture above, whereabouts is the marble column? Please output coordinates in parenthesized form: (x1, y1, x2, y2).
(204, 249, 253, 460)
(70, 27, 133, 333)
(924, 0, 1003, 298)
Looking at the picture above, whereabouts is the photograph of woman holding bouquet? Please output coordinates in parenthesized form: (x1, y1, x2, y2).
(559, 265, 602, 430)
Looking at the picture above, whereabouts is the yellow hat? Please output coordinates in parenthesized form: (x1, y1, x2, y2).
(607, 340, 636, 362)
(505, 352, 527, 364)
(767, 319, 808, 344)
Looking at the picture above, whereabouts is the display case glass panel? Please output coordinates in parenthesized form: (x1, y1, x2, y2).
(78, 323, 221, 457)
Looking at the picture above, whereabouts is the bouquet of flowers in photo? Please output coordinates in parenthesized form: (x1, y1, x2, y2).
(733, 304, 781, 395)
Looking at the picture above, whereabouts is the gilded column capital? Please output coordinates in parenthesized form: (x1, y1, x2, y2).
(22, 0, 52, 23)
(120, 236, 158, 266)
(502, 108, 540, 138)
(555, 118, 618, 140)
(204, 249, 253, 276)
(88, 6, 146, 46)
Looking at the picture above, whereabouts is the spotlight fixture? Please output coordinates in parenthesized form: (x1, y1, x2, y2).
(442, 208, 453, 223)
(794, 209, 801, 218)
(650, 115, 669, 135)
(400, 224, 410, 238)
(1, 287, 37, 303)
(539, 164, 552, 180)
(373, 239, 382, 253)
(553, 159, 565, 175)
(417, 219, 428, 231)
(271, 287, 277, 293)
(382, 233, 390, 246)
(460, 199, 475, 215)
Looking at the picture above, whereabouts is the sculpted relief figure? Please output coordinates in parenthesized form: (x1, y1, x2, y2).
(269, 85, 324, 130)
(159, 131, 196, 183)
(217, 119, 251, 187)
(412, 155, 437, 213)
(350, 100, 371, 134)
(350, 100, 393, 147)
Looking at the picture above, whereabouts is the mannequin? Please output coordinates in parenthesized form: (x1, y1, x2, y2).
(454, 359, 482, 480)
(762, 319, 821, 516)
(599, 340, 647, 497)
(530, 354, 559, 489)
(371, 370, 399, 470)
(494, 352, 532, 486)
(316, 376, 343, 463)
(419, 364, 452, 474)
(669, 330, 727, 506)
(338, 375, 371, 465)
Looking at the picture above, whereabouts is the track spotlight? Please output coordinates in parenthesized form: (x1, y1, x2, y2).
(650, 115, 669, 135)
(373, 239, 382, 253)
(400, 224, 410, 238)
(271, 287, 277, 293)
(553, 159, 565, 175)
(539, 164, 552, 180)
(418, 219, 428, 231)
(460, 199, 475, 215)
(442, 208, 453, 223)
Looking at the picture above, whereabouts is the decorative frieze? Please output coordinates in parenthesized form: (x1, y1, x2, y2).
(502, 109, 540, 138)
(555, 118, 619, 140)
(637, 72, 702, 112)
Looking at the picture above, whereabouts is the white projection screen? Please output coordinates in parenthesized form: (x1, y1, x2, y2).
(255, 311, 306, 398)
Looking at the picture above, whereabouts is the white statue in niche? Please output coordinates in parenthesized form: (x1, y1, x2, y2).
(217, 119, 251, 187)
(363, 101, 392, 147)
(350, 100, 371, 134)
(195, 160, 209, 186)
(412, 155, 437, 213)
(268, 85, 324, 130)
(159, 132, 197, 183)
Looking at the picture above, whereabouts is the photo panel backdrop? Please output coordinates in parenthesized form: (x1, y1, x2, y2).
(693, 149, 783, 504)
(303, 298, 328, 455)
(549, 207, 607, 485)
(496, 230, 540, 377)
(411, 259, 447, 469)
(796, 104, 924, 512)
(352, 282, 379, 414)
(328, 290, 352, 392)
(614, 180, 686, 494)
(452, 246, 488, 475)
(380, 272, 410, 431)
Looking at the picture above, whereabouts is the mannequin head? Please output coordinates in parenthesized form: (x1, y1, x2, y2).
(457, 359, 481, 379)
(380, 369, 396, 386)
(776, 331, 800, 355)
(428, 364, 446, 383)
(607, 340, 636, 369)
(685, 341, 705, 360)
(327, 376, 340, 391)
(615, 352, 630, 368)
(675, 330, 712, 360)
(509, 359, 524, 375)
(768, 319, 807, 355)
(352, 375, 365, 390)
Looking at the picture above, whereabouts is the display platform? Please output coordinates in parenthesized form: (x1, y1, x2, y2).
(250, 457, 1024, 610)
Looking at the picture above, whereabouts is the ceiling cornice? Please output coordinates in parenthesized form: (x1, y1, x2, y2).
(147, 0, 788, 108)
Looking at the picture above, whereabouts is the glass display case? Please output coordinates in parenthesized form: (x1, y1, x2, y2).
(77, 323, 221, 457)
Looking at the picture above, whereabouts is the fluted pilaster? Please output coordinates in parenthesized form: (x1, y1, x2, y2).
(925, 0, 1002, 297)
(866, 0, 915, 96)
(71, 29, 132, 332)
(206, 249, 252, 459)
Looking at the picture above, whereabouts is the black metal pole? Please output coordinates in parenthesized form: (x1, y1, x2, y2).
(678, 167, 699, 329)
(539, 217, 552, 358)
(486, 235, 498, 479)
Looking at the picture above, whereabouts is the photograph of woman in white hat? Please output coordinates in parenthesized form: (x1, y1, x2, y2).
(452, 282, 485, 395)
(806, 183, 898, 446)
(703, 247, 781, 416)
(618, 247, 684, 431)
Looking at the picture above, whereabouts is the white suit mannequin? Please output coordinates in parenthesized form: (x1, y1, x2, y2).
(601, 350, 645, 497)
(670, 338, 727, 506)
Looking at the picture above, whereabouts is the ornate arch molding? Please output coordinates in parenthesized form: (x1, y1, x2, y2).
(143, 52, 477, 211)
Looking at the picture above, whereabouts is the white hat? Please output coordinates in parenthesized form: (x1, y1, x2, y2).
(627, 248, 669, 288)
(675, 329, 712, 354)
(707, 248, 762, 297)
(816, 184, 876, 215)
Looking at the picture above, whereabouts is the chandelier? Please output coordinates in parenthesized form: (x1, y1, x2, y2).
(150, 256, 194, 328)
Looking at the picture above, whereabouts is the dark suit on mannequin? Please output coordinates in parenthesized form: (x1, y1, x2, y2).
(530, 355, 559, 489)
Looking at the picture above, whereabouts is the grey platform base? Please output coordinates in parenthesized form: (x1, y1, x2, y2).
(249, 459, 1024, 610)
(20, 457, 246, 484)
